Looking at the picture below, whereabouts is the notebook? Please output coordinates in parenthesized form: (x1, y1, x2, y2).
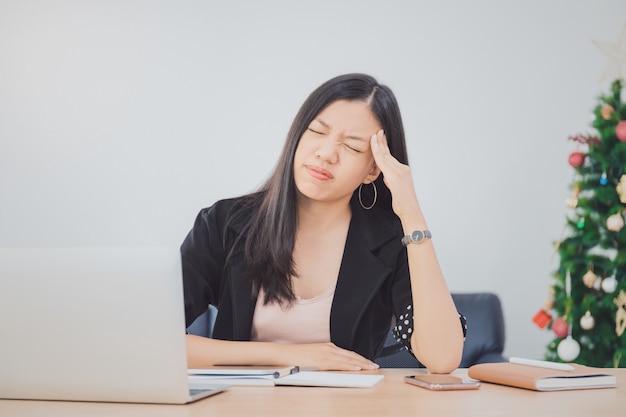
(0, 247, 227, 404)
(188, 366, 300, 386)
(188, 367, 384, 388)
(468, 361, 617, 391)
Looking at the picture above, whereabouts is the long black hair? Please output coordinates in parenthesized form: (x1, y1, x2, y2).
(227, 73, 409, 305)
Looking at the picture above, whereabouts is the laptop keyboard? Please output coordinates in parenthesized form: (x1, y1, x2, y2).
(190, 388, 211, 396)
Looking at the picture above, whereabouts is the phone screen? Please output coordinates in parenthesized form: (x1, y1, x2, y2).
(404, 374, 480, 391)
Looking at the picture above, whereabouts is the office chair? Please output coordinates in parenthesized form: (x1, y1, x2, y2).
(374, 292, 507, 368)
(187, 304, 218, 338)
(186, 292, 507, 368)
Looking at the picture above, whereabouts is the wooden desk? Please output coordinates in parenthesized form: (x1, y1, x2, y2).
(1, 368, 624, 417)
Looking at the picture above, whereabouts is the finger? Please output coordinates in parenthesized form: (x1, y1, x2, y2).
(371, 129, 386, 152)
(370, 131, 397, 175)
(330, 362, 375, 371)
(377, 129, 391, 152)
(370, 133, 386, 167)
(332, 346, 379, 370)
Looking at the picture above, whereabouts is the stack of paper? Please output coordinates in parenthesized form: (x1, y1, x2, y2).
(188, 366, 298, 386)
(188, 366, 384, 388)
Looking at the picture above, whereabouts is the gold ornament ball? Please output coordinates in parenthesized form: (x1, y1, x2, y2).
(543, 298, 554, 310)
(607, 213, 625, 232)
(617, 175, 626, 204)
(600, 104, 614, 120)
(565, 195, 578, 208)
(583, 270, 598, 288)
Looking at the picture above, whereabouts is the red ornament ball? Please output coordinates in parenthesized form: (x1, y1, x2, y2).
(568, 151, 585, 168)
(616, 121, 626, 142)
(551, 317, 569, 338)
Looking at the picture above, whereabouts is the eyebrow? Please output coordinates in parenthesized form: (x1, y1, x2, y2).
(313, 118, 367, 142)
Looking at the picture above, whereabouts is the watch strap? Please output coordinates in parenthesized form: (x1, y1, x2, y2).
(401, 229, 432, 246)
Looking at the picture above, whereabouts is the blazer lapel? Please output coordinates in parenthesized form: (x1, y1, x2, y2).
(330, 204, 398, 349)
(213, 233, 257, 341)
(228, 266, 256, 340)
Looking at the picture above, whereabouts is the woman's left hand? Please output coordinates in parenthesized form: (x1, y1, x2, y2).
(370, 129, 420, 219)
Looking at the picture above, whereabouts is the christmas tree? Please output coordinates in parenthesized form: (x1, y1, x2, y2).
(534, 78, 626, 367)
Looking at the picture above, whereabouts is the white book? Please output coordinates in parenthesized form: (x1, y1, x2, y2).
(189, 370, 384, 389)
(275, 372, 384, 388)
(188, 366, 298, 387)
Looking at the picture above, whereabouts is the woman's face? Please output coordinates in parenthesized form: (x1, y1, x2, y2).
(293, 99, 381, 207)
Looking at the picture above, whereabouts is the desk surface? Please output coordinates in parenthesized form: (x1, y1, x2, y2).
(1, 368, 624, 417)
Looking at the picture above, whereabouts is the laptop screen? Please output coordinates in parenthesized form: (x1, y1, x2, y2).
(0, 247, 212, 404)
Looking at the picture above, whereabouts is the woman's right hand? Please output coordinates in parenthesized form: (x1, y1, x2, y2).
(278, 342, 379, 371)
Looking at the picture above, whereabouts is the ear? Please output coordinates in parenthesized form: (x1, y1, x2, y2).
(363, 165, 381, 184)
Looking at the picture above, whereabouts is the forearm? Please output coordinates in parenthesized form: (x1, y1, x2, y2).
(401, 216, 464, 373)
(368, 131, 463, 371)
(186, 335, 379, 371)
(186, 335, 293, 368)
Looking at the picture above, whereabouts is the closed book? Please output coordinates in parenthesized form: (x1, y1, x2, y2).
(188, 369, 384, 388)
(275, 372, 384, 388)
(188, 374, 277, 387)
(189, 365, 298, 378)
(468, 362, 617, 391)
(188, 366, 299, 387)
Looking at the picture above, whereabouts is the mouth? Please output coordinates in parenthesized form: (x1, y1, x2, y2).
(305, 165, 334, 180)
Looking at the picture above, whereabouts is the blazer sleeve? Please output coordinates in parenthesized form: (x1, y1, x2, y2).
(389, 248, 416, 352)
(180, 203, 228, 328)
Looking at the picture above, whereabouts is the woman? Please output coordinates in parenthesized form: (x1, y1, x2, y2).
(182, 73, 465, 373)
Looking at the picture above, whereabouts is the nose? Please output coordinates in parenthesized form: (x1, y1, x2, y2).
(314, 140, 339, 164)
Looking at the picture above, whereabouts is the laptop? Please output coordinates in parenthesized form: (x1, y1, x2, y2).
(0, 247, 226, 404)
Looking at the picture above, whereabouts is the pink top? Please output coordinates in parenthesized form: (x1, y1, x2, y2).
(250, 285, 336, 344)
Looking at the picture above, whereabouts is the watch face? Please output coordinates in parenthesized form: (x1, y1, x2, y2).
(411, 230, 424, 243)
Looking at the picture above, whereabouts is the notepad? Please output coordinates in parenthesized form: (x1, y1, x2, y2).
(468, 362, 617, 391)
(188, 366, 299, 386)
(275, 372, 384, 388)
(188, 369, 384, 388)
(189, 365, 298, 378)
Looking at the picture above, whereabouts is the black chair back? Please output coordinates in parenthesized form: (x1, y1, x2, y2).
(375, 292, 507, 368)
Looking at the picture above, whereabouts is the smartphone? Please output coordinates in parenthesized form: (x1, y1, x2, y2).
(404, 374, 480, 391)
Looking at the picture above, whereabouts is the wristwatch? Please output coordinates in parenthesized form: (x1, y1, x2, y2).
(401, 229, 432, 246)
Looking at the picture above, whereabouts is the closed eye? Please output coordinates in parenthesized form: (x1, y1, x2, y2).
(308, 128, 324, 135)
(344, 143, 363, 153)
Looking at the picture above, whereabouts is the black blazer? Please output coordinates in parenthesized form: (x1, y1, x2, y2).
(181, 195, 413, 360)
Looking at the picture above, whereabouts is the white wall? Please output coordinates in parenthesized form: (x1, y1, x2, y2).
(1, 0, 625, 360)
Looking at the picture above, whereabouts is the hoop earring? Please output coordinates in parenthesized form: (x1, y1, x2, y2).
(358, 182, 377, 210)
